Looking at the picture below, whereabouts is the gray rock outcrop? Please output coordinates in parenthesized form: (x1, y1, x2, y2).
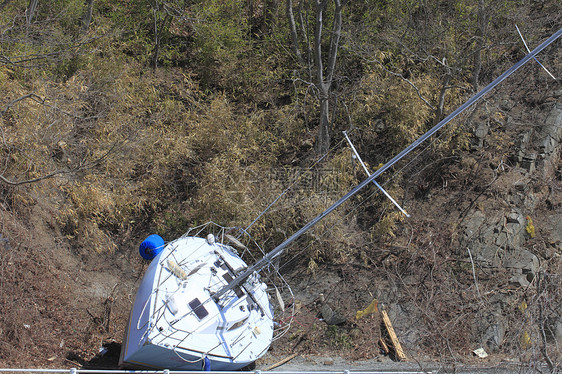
(513, 103, 562, 175)
(464, 100, 561, 351)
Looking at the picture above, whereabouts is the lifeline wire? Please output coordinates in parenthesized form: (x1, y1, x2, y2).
(212, 27, 562, 301)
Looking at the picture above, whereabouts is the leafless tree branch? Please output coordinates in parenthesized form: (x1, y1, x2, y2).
(537, 271, 555, 371)
(0, 141, 120, 186)
(1, 93, 45, 115)
(0, 169, 69, 186)
(1, 92, 84, 119)
(369, 58, 436, 111)
(0, 34, 105, 68)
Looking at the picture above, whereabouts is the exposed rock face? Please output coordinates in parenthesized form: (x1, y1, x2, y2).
(464, 101, 561, 265)
(534, 103, 562, 176)
(462, 100, 562, 350)
(481, 313, 507, 352)
(513, 103, 562, 175)
(461, 210, 538, 287)
(320, 304, 347, 325)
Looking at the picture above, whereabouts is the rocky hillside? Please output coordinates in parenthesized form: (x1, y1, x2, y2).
(0, 0, 560, 371)
(272, 90, 562, 369)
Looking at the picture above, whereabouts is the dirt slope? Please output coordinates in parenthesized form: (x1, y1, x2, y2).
(1, 32, 561, 373)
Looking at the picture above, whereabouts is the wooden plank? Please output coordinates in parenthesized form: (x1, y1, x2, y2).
(381, 310, 407, 361)
(263, 353, 299, 371)
(378, 337, 390, 355)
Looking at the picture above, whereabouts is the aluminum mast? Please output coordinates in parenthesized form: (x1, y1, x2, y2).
(212, 27, 562, 302)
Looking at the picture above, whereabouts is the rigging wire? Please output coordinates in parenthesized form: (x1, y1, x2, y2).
(279, 69, 532, 273)
(244, 132, 353, 233)
(278, 117, 484, 276)
(276, 126, 449, 274)
(213, 27, 562, 300)
(259, 27, 562, 275)
(278, 30, 559, 271)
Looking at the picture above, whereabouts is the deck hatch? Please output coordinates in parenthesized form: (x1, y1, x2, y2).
(188, 298, 209, 320)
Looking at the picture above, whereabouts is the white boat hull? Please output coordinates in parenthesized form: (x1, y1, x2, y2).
(120, 231, 276, 370)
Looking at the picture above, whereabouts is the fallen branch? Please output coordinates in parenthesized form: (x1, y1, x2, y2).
(263, 353, 299, 371)
(380, 307, 407, 361)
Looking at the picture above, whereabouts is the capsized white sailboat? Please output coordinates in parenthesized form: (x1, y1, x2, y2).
(119, 223, 293, 371)
(120, 27, 561, 371)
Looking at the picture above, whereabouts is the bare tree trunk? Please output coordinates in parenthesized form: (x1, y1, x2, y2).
(151, 5, 160, 70)
(313, 0, 342, 155)
(435, 69, 451, 124)
(263, 0, 279, 32)
(26, 0, 38, 25)
(298, 0, 313, 79)
(313, 0, 327, 154)
(80, 0, 95, 36)
(326, 0, 341, 84)
(317, 94, 330, 154)
(471, 0, 486, 92)
(287, 0, 343, 154)
(287, 0, 304, 64)
(149, 1, 171, 70)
